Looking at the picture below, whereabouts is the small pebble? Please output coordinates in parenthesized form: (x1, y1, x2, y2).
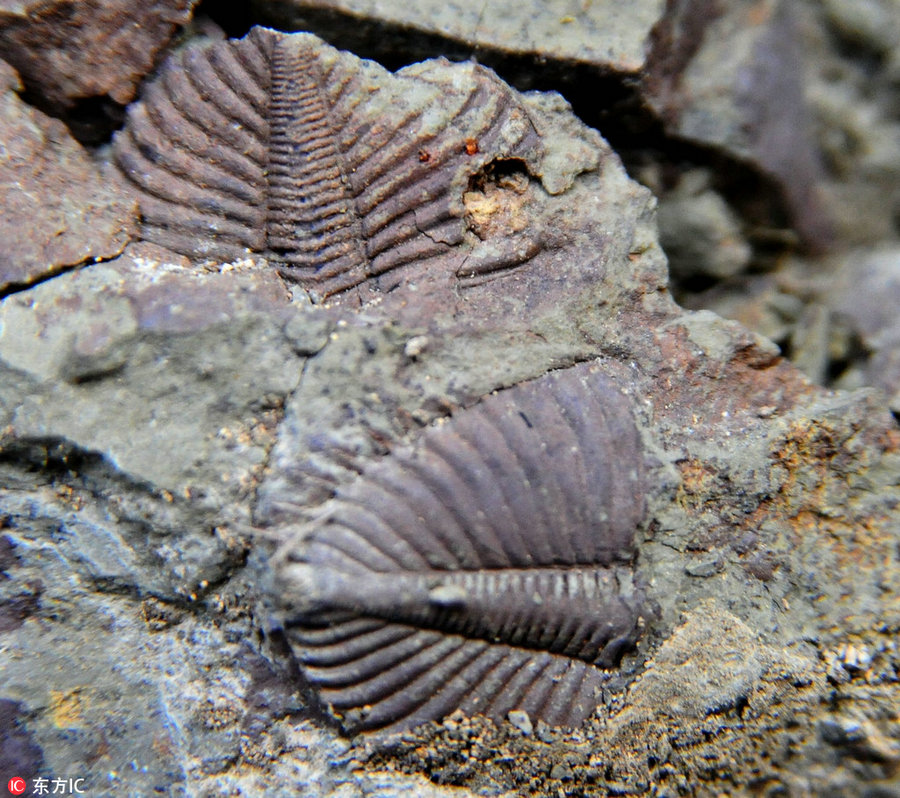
(685, 558, 722, 578)
(507, 709, 533, 735)
(404, 335, 429, 359)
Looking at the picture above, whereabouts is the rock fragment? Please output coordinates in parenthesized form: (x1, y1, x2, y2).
(254, 0, 666, 72)
(643, 0, 831, 249)
(0, 60, 134, 292)
(111, 27, 614, 309)
(618, 606, 767, 720)
(829, 246, 900, 412)
(0, 0, 198, 116)
(802, 0, 900, 246)
(653, 170, 751, 281)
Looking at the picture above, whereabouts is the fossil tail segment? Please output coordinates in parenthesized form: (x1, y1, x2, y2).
(274, 362, 649, 735)
(114, 27, 543, 301)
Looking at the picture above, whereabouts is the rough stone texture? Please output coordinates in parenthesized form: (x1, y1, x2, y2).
(653, 169, 752, 281)
(0, 26, 898, 798)
(671, 0, 900, 393)
(643, 0, 833, 250)
(685, 242, 900, 398)
(804, 0, 900, 247)
(250, 71, 646, 518)
(0, 250, 300, 597)
(0, 0, 198, 114)
(830, 247, 900, 413)
(0, 60, 135, 292)
(253, 0, 667, 71)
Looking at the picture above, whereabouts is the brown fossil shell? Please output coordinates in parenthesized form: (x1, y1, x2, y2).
(113, 27, 544, 301)
(275, 362, 648, 735)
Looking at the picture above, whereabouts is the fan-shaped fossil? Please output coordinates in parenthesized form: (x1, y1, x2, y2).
(275, 362, 649, 735)
(113, 26, 549, 301)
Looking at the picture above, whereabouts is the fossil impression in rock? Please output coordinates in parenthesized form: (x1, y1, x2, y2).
(275, 363, 648, 735)
(113, 26, 547, 301)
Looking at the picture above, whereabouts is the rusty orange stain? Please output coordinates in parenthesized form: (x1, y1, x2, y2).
(49, 688, 87, 728)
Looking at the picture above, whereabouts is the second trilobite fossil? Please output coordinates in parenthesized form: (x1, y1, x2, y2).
(274, 362, 649, 735)
(113, 26, 550, 301)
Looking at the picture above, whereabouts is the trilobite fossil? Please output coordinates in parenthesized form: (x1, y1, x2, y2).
(113, 26, 549, 301)
(275, 362, 649, 735)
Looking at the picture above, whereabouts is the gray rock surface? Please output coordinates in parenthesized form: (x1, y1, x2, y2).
(653, 170, 751, 281)
(675, 0, 900, 392)
(643, 0, 832, 249)
(804, 0, 900, 247)
(0, 18, 897, 798)
(830, 247, 900, 412)
(254, 0, 666, 71)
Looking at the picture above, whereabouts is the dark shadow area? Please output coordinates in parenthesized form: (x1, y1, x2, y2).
(195, 0, 257, 38)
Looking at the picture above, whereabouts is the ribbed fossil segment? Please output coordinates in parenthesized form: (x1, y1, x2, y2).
(276, 363, 648, 735)
(265, 37, 368, 286)
(113, 26, 544, 300)
(114, 28, 273, 263)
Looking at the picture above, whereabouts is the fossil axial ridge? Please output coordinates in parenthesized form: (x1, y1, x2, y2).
(275, 363, 649, 735)
(112, 26, 549, 301)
